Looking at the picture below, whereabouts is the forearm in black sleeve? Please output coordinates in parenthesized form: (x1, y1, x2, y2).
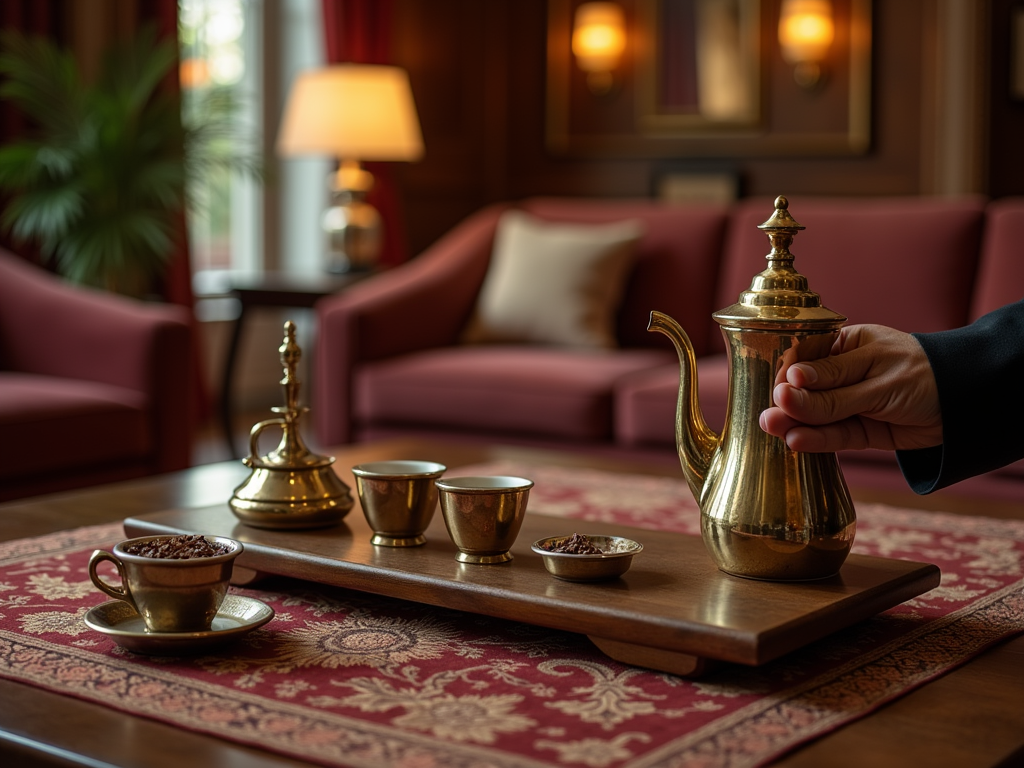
(897, 299, 1024, 494)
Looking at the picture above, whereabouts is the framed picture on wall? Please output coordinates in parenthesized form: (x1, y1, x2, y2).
(635, 0, 761, 133)
(546, 0, 872, 158)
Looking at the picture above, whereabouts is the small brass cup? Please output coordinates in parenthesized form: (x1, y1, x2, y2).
(436, 476, 533, 564)
(88, 535, 242, 633)
(352, 460, 447, 546)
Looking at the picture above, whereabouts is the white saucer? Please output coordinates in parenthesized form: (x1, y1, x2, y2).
(83, 594, 274, 655)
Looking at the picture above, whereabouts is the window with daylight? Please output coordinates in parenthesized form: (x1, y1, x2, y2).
(179, 0, 329, 288)
(179, 0, 262, 275)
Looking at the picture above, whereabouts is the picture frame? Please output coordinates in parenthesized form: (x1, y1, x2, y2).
(546, 0, 873, 158)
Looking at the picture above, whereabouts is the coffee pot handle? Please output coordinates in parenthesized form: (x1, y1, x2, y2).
(244, 418, 288, 468)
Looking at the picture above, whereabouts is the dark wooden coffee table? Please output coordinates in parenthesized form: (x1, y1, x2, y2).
(1, 438, 1022, 768)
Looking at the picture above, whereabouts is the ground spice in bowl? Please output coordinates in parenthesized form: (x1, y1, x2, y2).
(541, 532, 604, 554)
(533, 533, 643, 582)
(122, 534, 232, 560)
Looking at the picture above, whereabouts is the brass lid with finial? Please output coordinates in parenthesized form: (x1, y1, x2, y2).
(229, 321, 353, 529)
(712, 195, 846, 329)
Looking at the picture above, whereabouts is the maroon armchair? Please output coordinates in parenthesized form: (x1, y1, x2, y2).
(0, 250, 195, 501)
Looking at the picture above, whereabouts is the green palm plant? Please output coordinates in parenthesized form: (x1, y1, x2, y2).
(0, 26, 261, 298)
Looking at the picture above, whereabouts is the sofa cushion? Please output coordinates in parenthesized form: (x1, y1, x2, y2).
(972, 198, 1024, 321)
(520, 199, 729, 353)
(615, 355, 732, 446)
(995, 459, 1024, 479)
(0, 373, 151, 480)
(461, 211, 644, 349)
(710, 196, 986, 353)
(356, 346, 675, 441)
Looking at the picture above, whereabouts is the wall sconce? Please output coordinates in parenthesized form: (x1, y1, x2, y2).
(778, 0, 834, 89)
(572, 2, 626, 95)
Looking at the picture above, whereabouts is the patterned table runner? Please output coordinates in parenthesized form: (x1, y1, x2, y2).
(1, 462, 1023, 768)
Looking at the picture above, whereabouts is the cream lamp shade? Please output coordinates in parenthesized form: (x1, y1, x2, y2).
(277, 64, 423, 163)
(276, 64, 423, 274)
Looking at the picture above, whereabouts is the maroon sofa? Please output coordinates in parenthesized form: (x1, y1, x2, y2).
(314, 196, 1024, 503)
(0, 250, 195, 501)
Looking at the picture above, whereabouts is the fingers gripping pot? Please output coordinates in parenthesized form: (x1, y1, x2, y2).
(648, 196, 855, 581)
(229, 321, 354, 529)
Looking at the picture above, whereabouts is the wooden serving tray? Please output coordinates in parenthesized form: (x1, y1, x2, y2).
(124, 505, 940, 677)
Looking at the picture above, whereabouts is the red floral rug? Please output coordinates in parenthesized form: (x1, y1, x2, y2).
(1, 463, 1023, 768)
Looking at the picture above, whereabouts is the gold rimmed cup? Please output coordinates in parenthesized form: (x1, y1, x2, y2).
(436, 475, 533, 564)
(352, 460, 447, 546)
(87, 534, 242, 633)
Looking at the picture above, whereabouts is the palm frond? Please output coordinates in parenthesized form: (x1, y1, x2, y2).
(0, 31, 84, 138)
(97, 26, 178, 117)
(0, 26, 263, 297)
(1, 185, 84, 253)
(0, 143, 75, 188)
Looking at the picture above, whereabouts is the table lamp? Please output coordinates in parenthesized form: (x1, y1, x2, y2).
(277, 64, 424, 273)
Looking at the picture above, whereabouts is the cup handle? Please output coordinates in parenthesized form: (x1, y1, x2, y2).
(88, 550, 135, 609)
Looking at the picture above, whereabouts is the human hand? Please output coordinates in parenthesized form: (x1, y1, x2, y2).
(759, 324, 943, 452)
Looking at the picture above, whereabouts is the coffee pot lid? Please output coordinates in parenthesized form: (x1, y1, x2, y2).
(713, 196, 846, 330)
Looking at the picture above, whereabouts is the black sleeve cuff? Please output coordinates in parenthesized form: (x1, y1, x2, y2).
(901, 299, 1024, 494)
(896, 446, 944, 495)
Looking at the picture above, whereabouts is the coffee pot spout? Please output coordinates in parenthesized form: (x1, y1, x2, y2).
(647, 311, 719, 502)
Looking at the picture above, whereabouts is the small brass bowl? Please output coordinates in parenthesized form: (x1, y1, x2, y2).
(532, 535, 643, 582)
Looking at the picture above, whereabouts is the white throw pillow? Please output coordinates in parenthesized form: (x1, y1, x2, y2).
(461, 210, 644, 349)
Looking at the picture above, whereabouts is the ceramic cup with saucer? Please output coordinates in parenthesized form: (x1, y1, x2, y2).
(88, 533, 242, 633)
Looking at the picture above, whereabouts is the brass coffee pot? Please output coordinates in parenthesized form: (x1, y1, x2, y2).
(648, 196, 855, 581)
(229, 321, 354, 529)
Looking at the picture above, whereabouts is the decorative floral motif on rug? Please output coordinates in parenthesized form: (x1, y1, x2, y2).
(1, 464, 1023, 768)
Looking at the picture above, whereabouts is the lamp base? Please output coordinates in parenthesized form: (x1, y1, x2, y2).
(322, 191, 382, 273)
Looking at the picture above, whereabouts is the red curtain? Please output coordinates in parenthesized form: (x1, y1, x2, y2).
(143, 0, 197, 311)
(0, 1, 65, 262)
(143, 0, 209, 426)
(321, 0, 411, 267)
(0, 2, 63, 143)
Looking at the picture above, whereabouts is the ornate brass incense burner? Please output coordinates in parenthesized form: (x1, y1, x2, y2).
(648, 196, 855, 581)
(229, 321, 353, 529)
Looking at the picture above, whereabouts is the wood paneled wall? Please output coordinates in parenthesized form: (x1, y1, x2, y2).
(987, 0, 1024, 199)
(389, 0, 1017, 259)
